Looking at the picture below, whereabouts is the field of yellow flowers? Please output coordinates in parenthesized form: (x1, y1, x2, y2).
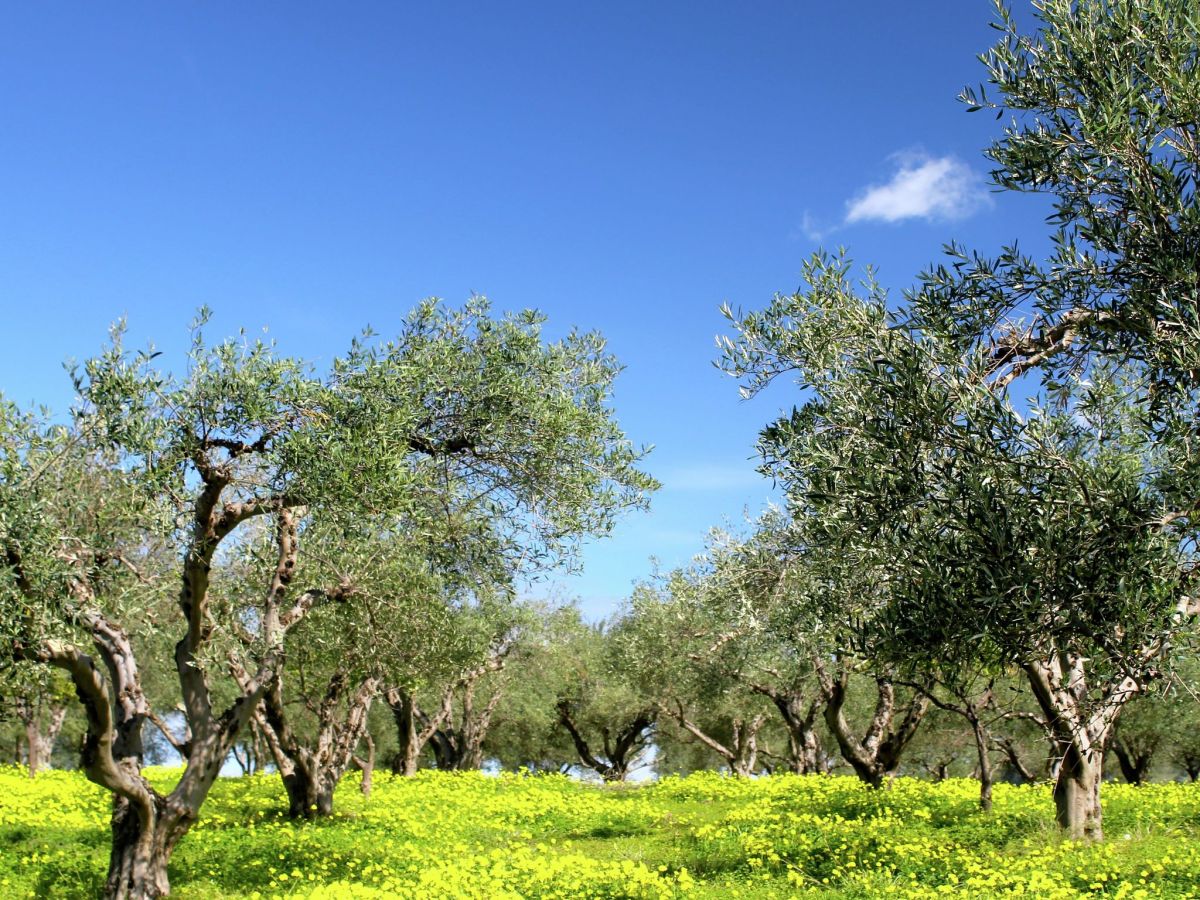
(1, 767, 1199, 898)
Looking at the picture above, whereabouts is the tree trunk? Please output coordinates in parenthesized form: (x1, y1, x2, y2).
(751, 685, 824, 775)
(386, 686, 453, 776)
(105, 793, 193, 900)
(1054, 745, 1103, 840)
(16, 697, 67, 778)
(1022, 656, 1133, 842)
(246, 666, 379, 818)
(815, 663, 930, 789)
(972, 720, 994, 812)
(388, 688, 421, 776)
(556, 701, 653, 782)
(24, 717, 41, 777)
(1111, 740, 1153, 786)
(665, 702, 765, 777)
(352, 733, 375, 799)
(282, 765, 335, 819)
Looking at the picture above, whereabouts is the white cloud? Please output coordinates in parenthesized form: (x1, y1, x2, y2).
(845, 154, 990, 224)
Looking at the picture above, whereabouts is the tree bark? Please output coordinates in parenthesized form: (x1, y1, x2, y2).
(815, 661, 931, 789)
(1054, 744, 1103, 840)
(1022, 655, 1137, 841)
(971, 719, 994, 812)
(7, 452, 328, 896)
(420, 650, 511, 771)
(556, 701, 653, 782)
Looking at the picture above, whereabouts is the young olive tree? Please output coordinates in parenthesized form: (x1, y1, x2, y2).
(1, 299, 653, 898)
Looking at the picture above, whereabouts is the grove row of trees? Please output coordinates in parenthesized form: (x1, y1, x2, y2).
(3, 0, 1199, 897)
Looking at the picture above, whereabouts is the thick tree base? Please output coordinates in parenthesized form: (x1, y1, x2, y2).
(1054, 756, 1103, 841)
(284, 773, 336, 819)
(105, 798, 190, 900)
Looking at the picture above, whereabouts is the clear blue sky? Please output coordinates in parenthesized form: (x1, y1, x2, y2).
(0, 1, 1053, 618)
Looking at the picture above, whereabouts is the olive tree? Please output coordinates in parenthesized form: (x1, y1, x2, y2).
(1, 299, 653, 897)
(549, 611, 656, 782)
(721, 0, 1200, 838)
(721, 254, 1193, 839)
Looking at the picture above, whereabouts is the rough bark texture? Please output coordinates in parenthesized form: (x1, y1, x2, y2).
(663, 701, 766, 777)
(1023, 654, 1139, 841)
(556, 701, 654, 781)
(244, 665, 379, 819)
(815, 661, 931, 789)
(12, 483, 326, 896)
(971, 718, 995, 812)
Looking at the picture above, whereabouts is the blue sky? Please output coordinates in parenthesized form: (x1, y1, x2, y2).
(0, 1, 1054, 618)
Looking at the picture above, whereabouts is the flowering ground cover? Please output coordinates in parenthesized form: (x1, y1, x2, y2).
(1, 767, 1198, 898)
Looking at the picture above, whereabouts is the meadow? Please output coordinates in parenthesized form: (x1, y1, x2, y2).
(2, 768, 1199, 899)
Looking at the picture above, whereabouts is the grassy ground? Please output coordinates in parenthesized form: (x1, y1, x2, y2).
(2, 767, 1199, 898)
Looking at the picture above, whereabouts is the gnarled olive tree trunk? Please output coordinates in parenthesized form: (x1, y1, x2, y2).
(556, 700, 654, 782)
(14, 502, 334, 898)
(242, 666, 379, 819)
(1110, 731, 1158, 786)
(815, 660, 931, 789)
(428, 678, 504, 771)
(1023, 655, 1139, 841)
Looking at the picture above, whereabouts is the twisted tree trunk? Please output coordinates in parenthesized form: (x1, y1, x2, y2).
(815, 661, 931, 789)
(556, 701, 654, 781)
(1023, 654, 1138, 841)
(247, 667, 379, 819)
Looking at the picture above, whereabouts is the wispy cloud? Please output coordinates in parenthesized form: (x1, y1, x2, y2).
(844, 153, 990, 225)
(797, 210, 830, 243)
